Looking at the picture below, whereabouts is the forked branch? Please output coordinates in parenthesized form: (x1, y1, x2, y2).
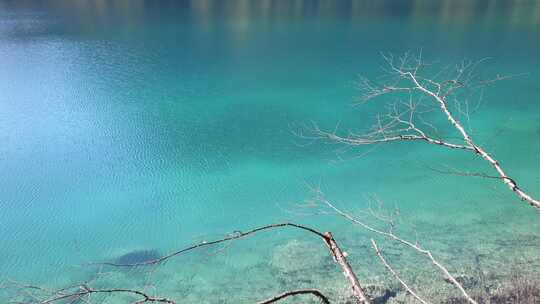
(8, 281, 330, 304)
(13, 223, 371, 304)
(313, 52, 540, 208)
(311, 190, 478, 304)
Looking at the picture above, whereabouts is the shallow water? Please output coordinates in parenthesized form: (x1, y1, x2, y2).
(1, 1, 539, 303)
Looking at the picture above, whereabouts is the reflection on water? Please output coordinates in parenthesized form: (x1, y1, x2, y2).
(2, 0, 540, 30)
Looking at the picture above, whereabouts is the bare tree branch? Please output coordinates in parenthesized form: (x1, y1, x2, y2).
(426, 165, 516, 182)
(3, 280, 176, 304)
(92, 223, 328, 267)
(370, 239, 430, 304)
(309, 188, 477, 304)
(41, 286, 176, 304)
(19, 223, 372, 304)
(257, 289, 330, 304)
(313, 53, 539, 208)
(8, 281, 330, 304)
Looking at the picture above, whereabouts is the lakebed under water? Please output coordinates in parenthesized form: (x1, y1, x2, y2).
(1, 1, 540, 303)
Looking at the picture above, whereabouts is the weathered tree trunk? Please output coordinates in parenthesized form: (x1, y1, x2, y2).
(323, 232, 371, 304)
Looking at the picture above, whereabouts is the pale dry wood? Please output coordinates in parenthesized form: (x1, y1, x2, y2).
(370, 239, 430, 304)
(315, 192, 478, 304)
(323, 232, 371, 304)
(312, 52, 540, 208)
(12, 223, 372, 304)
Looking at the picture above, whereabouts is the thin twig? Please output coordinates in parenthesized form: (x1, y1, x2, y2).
(257, 289, 330, 304)
(370, 239, 430, 304)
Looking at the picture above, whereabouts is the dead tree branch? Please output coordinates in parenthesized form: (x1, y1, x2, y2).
(370, 239, 430, 304)
(311, 189, 477, 304)
(8, 281, 330, 304)
(4, 281, 176, 304)
(17, 223, 371, 304)
(94, 223, 327, 267)
(311, 52, 539, 208)
(257, 289, 330, 304)
(41, 285, 176, 304)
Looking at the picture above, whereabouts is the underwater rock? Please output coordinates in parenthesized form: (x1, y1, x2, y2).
(114, 249, 161, 265)
(365, 284, 398, 304)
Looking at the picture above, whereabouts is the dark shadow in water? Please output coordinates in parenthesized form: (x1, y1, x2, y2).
(114, 249, 161, 265)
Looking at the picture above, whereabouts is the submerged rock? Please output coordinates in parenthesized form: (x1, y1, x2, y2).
(115, 249, 161, 265)
(365, 284, 398, 304)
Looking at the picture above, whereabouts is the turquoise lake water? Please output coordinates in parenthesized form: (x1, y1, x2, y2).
(1, 1, 540, 303)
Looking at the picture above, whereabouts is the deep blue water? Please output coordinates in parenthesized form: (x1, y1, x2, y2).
(1, 1, 540, 302)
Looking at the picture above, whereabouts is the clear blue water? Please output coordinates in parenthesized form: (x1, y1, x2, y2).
(1, 1, 540, 302)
